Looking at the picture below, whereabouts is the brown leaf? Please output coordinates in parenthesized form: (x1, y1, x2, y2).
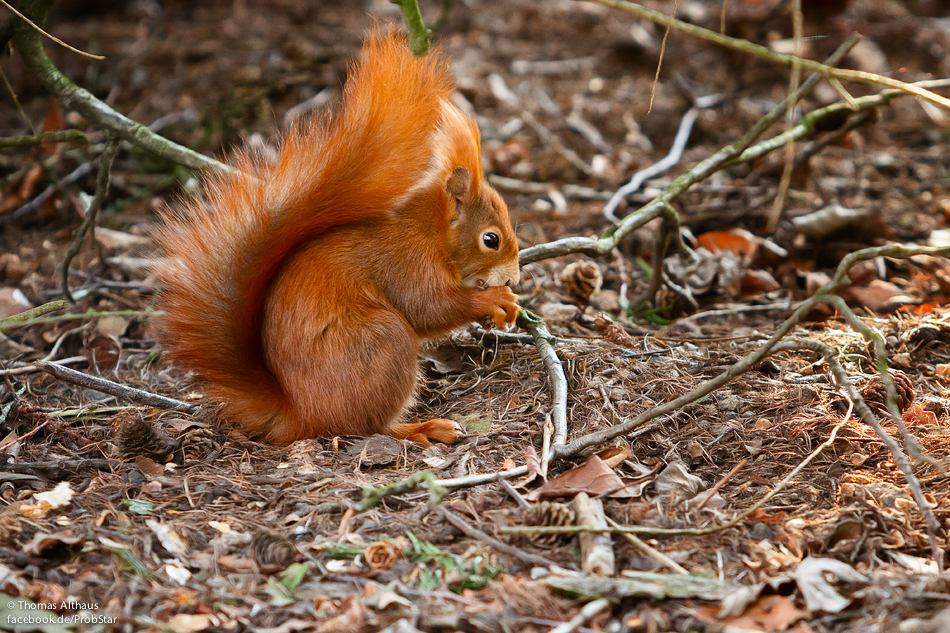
(741, 269, 780, 294)
(698, 595, 805, 631)
(530, 455, 636, 500)
(135, 455, 165, 478)
(597, 445, 633, 468)
(844, 279, 916, 313)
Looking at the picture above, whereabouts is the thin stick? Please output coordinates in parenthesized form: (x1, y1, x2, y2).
(22, 308, 159, 328)
(606, 516, 688, 575)
(34, 360, 197, 412)
(548, 599, 611, 633)
(604, 94, 722, 222)
(647, 0, 679, 113)
(518, 310, 568, 454)
(583, 0, 950, 110)
(0, 0, 104, 59)
(0, 129, 87, 147)
(61, 137, 120, 303)
(694, 458, 748, 511)
(0, 418, 51, 451)
(433, 505, 558, 568)
(0, 300, 67, 332)
(765, 0, 803, 233)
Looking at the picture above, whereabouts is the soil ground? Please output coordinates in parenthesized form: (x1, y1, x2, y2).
(2, 1, 950, 631)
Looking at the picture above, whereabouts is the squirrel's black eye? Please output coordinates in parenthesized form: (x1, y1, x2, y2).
(482, 232, 499, 250)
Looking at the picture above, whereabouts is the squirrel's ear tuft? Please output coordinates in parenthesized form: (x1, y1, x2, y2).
(445, 166, 472, 202)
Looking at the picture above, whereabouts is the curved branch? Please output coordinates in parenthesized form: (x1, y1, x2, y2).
(11, 1, 231, 174)
(519, 82, 944, 265)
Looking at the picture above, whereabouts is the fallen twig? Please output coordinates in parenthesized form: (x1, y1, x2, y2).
(34, 360, 197, 412)
(356, 471, 447, 513)
(0, 300, 67, 332)
(582, 0, 950, 110)
(518, 309, 568, 454)
(11, 1, 229, 174)
(521, 81, 939, 266)
(547, 598, 611, 633)
(603, 94, 722, 223)
(0, 129, 87, 147)
(779, 335, 943, 572)
(434, 505, 558, 568)
(606, 516, 689, 575)
(61, 136, 120, 303)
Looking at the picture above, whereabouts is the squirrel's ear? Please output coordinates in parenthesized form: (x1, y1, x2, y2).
(445, 166, 472, 226)
(445, 166, 472, 202)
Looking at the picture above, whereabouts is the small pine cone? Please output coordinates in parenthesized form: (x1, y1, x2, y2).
(523, 501, 576, 547)
(251, 529, 298, 568)
(180, 427, 222, 462)
(560, 261, 603, 301)
(860, 369, 915, 414)
(115, 415, 179, 463)
(593, 313, 636, 349)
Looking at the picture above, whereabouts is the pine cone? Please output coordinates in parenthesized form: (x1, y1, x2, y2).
(860, 369, 915, 414)
(523, 501, 576, 546)
(180, 427, 223, 462)
(560, 261, 603, 301)
(115, 415, 179, 463)
(251, 530, 298, 568)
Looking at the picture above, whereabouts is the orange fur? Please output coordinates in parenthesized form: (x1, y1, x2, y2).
(156, 28, 520, 445)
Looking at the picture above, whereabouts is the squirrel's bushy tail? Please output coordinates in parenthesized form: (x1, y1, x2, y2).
(156, 27, 459, 434)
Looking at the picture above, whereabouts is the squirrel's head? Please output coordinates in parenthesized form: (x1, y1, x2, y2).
(445, 166, 520, 290)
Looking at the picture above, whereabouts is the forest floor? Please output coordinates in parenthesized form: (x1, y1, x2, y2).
(2, 0, 950, 631)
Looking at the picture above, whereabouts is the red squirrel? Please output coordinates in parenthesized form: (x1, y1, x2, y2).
(155, 28, 520, 446)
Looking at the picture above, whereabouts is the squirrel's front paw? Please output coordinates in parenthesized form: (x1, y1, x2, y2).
(478, 286, 519, 330)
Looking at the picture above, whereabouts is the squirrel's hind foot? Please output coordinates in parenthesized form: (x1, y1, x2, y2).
(388, 418, 460, 447)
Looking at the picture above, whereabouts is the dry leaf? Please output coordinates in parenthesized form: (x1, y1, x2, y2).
(793, 557, 867, 613)
(147, 519, 189, 558)
(696, 229, 760, 259)
(530, 455, 636, 500)
(165, 613, 218, 633)
(742, 269, 781, 294)
(598, 445, 633, 468)
(22, 530, 83, 557)
(20, 482, 74, 517)
(844, 279, 915, 313)
(135, 455, 165, 478)
(165, 560, 192, 585)
(654, 462, 703, 499)
(699, 594, 805, 632)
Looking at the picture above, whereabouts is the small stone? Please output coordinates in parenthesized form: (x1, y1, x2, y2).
(538, 302, 580, 321)
(590, 289, 620, 312)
